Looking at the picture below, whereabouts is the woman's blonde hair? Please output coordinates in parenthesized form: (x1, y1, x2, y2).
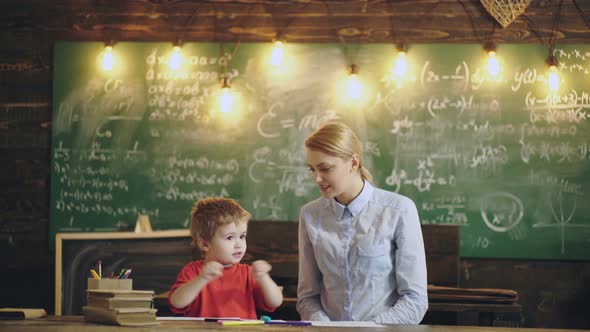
(189, 197, 251, 248)
(305, 122, 373, 183)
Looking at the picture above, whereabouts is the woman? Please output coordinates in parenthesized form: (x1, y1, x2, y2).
(296, 122, 428, 324)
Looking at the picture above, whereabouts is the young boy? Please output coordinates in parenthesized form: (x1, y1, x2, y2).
(168, 197, 283, 318)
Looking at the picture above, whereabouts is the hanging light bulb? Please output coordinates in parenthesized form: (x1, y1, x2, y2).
(391, 44, 408, 78)
(348, 64, 361, 100)
(101, 44, 114, 71)
(487, 51, 499, 76)
(484, 41, 499, 77)
(271, 40, 284, 66)
(170, 43, 183, 70)
(220, 76, 233, 113)
(546, 55, 559, 91)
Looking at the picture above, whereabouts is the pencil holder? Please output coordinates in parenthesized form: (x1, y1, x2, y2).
(87, 278, 133, 290)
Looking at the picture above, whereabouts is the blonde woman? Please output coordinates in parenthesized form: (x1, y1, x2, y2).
(297, 122, 428, 324)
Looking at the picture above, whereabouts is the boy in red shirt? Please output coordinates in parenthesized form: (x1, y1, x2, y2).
(168, 197, 283, 318)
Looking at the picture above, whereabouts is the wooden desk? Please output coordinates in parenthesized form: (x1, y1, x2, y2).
(426, 303, 522, 327)
(253, 298, 523, 327)
(0, 316, 580, 332)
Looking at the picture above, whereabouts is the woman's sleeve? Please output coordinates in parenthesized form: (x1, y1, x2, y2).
(372, 198, 428, 324)
(296, 210, 330, 321)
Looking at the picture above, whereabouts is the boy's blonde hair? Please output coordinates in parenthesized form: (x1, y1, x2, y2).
(189, 197, 252, 247)
(305, 122, 373, 183)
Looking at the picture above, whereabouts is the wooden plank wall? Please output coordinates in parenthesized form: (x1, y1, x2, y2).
(0, 0, 589, 328)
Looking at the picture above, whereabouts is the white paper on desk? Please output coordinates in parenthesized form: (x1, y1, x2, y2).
(311, 321, 385, 327)
(157, 317, 204, 320)
(156, 316, 240, 321)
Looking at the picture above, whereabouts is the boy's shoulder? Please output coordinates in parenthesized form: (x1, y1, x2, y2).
(180, 260, 205, 273)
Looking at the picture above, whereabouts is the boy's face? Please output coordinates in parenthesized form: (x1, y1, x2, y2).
(200, 220, 248, 266)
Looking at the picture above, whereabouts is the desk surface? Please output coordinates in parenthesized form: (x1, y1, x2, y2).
(0, 316, 586, 332)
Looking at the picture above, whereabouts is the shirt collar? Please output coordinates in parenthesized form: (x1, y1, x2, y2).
(331, 180, 374, 220)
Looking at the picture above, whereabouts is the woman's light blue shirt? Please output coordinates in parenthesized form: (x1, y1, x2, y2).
(296, 181, 428, 324)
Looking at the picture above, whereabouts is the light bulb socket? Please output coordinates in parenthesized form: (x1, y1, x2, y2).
(396, 43, 408, 53)
(545, 55, 559, 67)
(483, 41, 497, 54)
(221, 76, 231, 88)
(173, 38, 183, 48)
(273, 36, 285, 44)
(349, 64, 359, 75)
(104, 40, 115, 48)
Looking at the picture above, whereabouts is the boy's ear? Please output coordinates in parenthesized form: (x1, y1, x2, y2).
(197, 238, 209, 252)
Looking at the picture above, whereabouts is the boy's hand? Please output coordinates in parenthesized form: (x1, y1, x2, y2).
(200, 261, 224, 282)
(251, 260, 272, 280)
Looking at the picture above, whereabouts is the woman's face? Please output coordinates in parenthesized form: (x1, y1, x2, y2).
(306, 148, 358, 202)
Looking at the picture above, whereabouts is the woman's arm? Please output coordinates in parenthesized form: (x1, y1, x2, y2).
(296, 212, 330, 321)
(372, 198, 428, 324)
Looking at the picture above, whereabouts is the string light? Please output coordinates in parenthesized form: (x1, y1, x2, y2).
(101, 44, 114, 71)
(483, 41, 499, 77)
(271, 40, 284, 66)
(170, 42, 183, 70)
(348, 64, 361, 100)
(546, 55, 560, 91)
(220, 76, 233, 113)
(391, 44, 408, 78)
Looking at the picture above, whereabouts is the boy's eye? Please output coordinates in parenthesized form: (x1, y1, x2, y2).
(240, 234, 246, 240)
(226, 236, 234, 241)
(308, 167, 314, 173)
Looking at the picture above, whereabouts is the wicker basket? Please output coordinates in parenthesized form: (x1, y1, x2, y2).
(480, 0, 533, 28)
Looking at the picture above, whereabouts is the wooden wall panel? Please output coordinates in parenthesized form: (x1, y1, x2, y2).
(460, 259, 590, 329)
(0, 0, 588, 43)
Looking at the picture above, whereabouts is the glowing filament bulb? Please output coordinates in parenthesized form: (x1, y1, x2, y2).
(220, 87, 233, 113)
(102, 46, 113, 71)
(271, 41, 284, 66)
(348, 74, 361, 100)
(487, 51, 499, 77)
(548, 65, 559, 91)
(220, 77, 233, 113)
(170, 45, 182, 70)
(392, 51, 408, 78)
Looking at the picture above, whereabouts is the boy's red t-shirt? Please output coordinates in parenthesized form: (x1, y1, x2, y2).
(168, 260, 275, 319)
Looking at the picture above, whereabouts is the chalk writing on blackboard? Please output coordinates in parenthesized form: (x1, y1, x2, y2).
(50, 42, 590, 260)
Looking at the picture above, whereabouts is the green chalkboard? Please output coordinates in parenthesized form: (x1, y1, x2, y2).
(51, 42, 590, 260)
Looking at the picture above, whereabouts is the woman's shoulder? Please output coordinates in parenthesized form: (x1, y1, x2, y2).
(371, 186, 416, 210)
(301, 196, 328, 213)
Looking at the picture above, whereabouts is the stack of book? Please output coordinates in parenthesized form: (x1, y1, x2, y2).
(83, 289, 158, 326)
